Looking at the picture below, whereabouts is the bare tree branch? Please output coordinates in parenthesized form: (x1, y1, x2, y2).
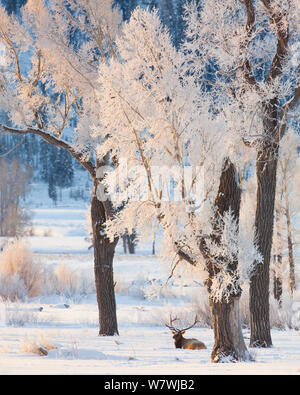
(239, 0, 258, 87)
(0, 123, 96, 178)
(260, 0, 289, 82)
(275, 73, 300, 142)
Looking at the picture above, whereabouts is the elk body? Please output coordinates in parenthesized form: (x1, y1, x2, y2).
(166, 316, 207, 350)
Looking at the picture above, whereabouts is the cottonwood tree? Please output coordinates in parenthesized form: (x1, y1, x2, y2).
(272, 131, 300, 299)
(0, 0, 122, 335)
(182, 0, 300, 348)
(122, 230, 137, 254)
(95, 8, 262, 362)
(272, 187, 284, 305)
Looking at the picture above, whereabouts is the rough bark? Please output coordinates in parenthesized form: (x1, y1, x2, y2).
(287, 231, 296, 295)
(283, 186, 296, 295)
(207, 159, 249, 362)
(127, 231, 136, 254)
(90, 181, 119, 336)
(122, 234, 128, 254)
(250, 147, 278, 348)
(210, 297, 249, 362)
(122, 230, 137, 254)
(273, 270, 282, 306)
(273, 201, 283, 306)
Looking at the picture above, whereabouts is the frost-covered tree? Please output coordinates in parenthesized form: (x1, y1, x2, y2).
(95, 7, 262, 362)
(182, 0, 300, 348)
(117, 0, 186, 47)
(272, 185, 284, 305)
(273, 131, 300, 298)
(0, 0, 122, 336)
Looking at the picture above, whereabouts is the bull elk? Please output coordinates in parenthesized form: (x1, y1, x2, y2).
(166, 315, 207, 350)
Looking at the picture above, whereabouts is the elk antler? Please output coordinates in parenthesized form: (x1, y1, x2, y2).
(165, 314, 199, 333)
(180, 315, 199, 332)
(165, 314, 180, 332)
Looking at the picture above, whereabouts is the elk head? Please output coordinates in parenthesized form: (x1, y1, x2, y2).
(165, 315, 206, 350)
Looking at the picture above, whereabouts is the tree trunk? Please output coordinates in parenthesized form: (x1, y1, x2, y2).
(273, 202, 283, 306)
(210, 296, 250, 362)
(250, 148, 278, 348)
(273, 269, 283, 306)
(206, 159, 249, 362)
(287, 231, 296, 295)
(127, 231, 136, 254)
(122, 234, 128, 254)
(122, 231, 136, 254)
(91, 182, 119, 336)
(152, 235, 156, 255)
(283, 191, 296, 295)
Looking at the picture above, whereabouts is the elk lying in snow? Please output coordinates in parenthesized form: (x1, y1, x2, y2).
(166, 315, 207, 350)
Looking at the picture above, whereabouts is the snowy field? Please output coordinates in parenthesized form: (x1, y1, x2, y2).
(0, 183, 300, 375)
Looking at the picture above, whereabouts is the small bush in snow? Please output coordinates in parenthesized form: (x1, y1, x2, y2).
(43, 228, 53, 237)
(55, 264, 79, 297)
(0, 273, 28, 301)
(20, 334, 56, 356)
(54, 264, 95, 299)
(37, 333, 57, 352)
(7, 309, 39, 327)
(5, 303, 54, 327)
(0, 239, 44, 300)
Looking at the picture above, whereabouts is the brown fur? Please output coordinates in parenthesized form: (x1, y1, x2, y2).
(172, 331, 206, 350)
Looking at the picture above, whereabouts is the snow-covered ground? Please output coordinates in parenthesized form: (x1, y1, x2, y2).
(0, 182, 300, 375)
(1, 319, 300, 375)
